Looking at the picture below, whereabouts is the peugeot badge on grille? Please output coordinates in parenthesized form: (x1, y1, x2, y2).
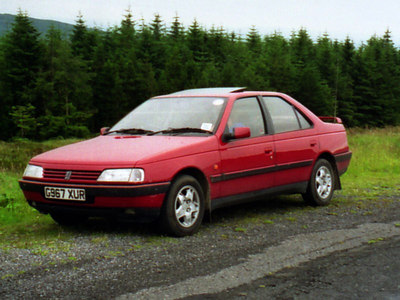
(65, 171, 72, 180)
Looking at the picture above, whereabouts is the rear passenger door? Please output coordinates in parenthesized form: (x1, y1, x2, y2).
(262, 96, 317, 188)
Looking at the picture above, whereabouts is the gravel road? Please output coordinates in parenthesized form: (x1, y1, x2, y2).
(1, 195, 400, 299)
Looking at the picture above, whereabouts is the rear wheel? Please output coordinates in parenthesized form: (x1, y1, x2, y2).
(302, 159, 335, 206)
(160, 175, 205, 237)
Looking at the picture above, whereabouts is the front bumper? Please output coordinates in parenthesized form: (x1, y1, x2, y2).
(19, 179, 170, 218)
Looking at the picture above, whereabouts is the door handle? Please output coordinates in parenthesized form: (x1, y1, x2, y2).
(265, 148, 274, 159)
(310, 140, 317, 147)
(265, 149, 273, 154)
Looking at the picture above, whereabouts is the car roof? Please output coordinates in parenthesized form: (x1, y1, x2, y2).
(168, 87, 247, 96)
(154, 88, 285, 100)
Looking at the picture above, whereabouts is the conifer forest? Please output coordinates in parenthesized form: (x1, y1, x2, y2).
(1, 10, 400, 140)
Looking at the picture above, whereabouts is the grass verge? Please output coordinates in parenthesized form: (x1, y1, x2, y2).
(0, 139, 81, 248)
(339, 127, 400, 197)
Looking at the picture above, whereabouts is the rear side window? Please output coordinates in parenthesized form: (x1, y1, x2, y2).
(227, 97, 265, 138)
(262, 96, 311, 133)
(295, 109, 312, 129)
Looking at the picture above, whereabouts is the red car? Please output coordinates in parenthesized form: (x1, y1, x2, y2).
(19, 88, 352, 236)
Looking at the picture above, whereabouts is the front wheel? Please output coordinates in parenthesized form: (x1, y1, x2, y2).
(160, 175, 205, 237)
(302, 159, 335, 206)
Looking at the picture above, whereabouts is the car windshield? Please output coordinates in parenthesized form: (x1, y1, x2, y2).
(109, 97, 226, 135)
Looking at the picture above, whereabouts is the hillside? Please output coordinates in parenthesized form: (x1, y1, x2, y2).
(0, 13, 74, 36)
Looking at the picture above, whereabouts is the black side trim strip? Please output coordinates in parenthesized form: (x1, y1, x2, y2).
(210, 160, 313, 183)
(211, 181, 308, 211)
(334, 151, 352, 163)
(19, 180, 170, 197)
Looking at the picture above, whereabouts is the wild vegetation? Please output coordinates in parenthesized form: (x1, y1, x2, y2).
(0, 139, 81, 238)
(0, 128, 399, 245)
(0, 10, 400, 141)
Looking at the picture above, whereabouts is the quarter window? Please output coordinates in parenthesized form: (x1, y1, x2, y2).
(295, 109, 312, 129)
(227, 97, 265, 138)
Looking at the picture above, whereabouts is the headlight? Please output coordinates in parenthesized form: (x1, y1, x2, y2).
(97, 168, 145, 183)
(23, 164, 43, 178)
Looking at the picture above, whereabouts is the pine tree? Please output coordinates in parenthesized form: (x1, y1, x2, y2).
(263, 32, 295, 93)
(163, 44, 191, 92)
(379, 30, 400, 125)
(336, 37, 357, 126)
(169, 15, 184, 41)
(207, 26, 227, 66)
(70, 13, 95, 60)
(290, 29, 333, 115)
(91, 30, 119, 129)
(9, 104, 37, 138)
(35, 26, 92, 138)
(0, 10, 42, 139)
(3, 10, 400, 140)
(150, 14, 165, 41)
(246, 26, 262, 55)
(187, 19, 207, 63)
(118, 8, 136, 50)
(149, 14, 167, 79)
(316, 33, 335, 87)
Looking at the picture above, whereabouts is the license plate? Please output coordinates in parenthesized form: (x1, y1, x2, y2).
(44, 187, 86, 201)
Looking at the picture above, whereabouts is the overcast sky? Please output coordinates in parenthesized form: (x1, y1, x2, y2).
(2, 0, 400, 44)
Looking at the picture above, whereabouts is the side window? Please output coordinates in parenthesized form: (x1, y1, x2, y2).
(262, 96, 302, 133)
(295, 109, 312, 129)
(227, 97, 265, 138)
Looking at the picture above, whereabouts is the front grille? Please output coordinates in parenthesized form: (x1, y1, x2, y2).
(43, 169, 101, 182)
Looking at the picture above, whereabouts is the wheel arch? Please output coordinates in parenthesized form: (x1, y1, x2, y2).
(316, 152, 341, 190)
(170, 167, 211, 211)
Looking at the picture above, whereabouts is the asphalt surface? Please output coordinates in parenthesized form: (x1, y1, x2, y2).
(187, 235, 400, 300)
(1, 195, 400, 299)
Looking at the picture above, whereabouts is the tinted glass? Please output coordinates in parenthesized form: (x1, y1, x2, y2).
(227, 97, 265, 137)
(262, 96, 300, 133)
(295, 109, 312, 129)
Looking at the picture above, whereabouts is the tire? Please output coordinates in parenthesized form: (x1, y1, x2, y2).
(302, 159, 335, 206)
(160, 175, 205, 237)
(50, 212, 88, 226)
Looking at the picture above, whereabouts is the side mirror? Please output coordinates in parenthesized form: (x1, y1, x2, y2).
(233, 127, 251, 139)
(223, 127, 251, 141)
(100, 127, 110, 135)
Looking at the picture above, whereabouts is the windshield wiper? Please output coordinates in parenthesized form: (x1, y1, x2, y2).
(105, 128, 155, 135)
(148, 127, 213, 136)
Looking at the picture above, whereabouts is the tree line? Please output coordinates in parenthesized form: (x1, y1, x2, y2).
(0, 10, 399, 140)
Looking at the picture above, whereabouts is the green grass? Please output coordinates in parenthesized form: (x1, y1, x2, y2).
(0, 128, 400, 247)
(0, 138, 81, 172)
(339, 127, 400, 197)
(0, 139, 81, 248)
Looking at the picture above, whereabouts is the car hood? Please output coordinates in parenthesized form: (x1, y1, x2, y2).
(30, 135, 217, 168)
